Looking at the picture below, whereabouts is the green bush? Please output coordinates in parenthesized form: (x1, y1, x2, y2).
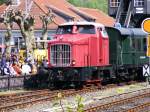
(53, 93, 84, 112)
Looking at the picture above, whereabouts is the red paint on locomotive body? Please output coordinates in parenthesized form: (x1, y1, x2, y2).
(48, 21, 109, 67)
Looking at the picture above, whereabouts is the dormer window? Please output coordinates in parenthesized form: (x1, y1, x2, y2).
(11, 0, 20, 6)
(134, 0, 144, 7)
(110, 0, 120, 7)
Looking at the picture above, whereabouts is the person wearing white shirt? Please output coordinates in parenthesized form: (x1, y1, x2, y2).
(3, 62, 11, 76)
(21, 62, 31, 75)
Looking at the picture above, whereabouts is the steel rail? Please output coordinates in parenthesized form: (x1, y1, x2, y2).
(0, 87, 99, 111)
(122, 102, 150, 112)
(84, 90, 150, 112)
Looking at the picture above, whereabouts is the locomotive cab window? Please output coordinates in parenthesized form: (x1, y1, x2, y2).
(98, 27, 108, 38)
(56, 25, 95, 34)
(56, 25, 72, 34)
(78, 25, 95, 34)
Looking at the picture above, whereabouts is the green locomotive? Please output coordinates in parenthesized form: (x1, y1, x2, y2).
(105, 27, 148, 83)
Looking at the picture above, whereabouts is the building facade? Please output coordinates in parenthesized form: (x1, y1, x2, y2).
(0, 0, 115, 53)
(108, 0, 150, 27)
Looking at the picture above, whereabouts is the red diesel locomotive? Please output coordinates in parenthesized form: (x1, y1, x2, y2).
(47, 22, 109, 88)
(48, 22, 109, 68)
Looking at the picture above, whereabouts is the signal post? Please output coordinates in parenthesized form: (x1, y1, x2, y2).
(142, 18, 150, 84)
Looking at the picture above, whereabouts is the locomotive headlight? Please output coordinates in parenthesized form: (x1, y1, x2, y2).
(72, 60, 76, 65)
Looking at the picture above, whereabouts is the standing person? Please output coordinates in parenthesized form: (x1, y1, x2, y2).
(1, 55, 6, 68)
(0, 53, 2, 75)
(0, 53, 2, 66)
(9, 63, 17, 76)
(42, 57, 48, 68)
(11, 53, 17, 64)
(12, 62, 22, 76)
(31, 64, 37, 75)
(3, 62, 11, 76)
(21, 60, 31, 75)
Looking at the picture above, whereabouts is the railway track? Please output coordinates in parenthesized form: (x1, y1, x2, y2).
(0, 89, 50, 100)
(0, 82, 147, 112)
(84, 88, 150, 112)
(0, 83, 116, 103)
(0, 86, 99, 112)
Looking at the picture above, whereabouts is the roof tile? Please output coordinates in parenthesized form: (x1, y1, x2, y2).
(78, 7, 115, 27)
(0, 0, 115, 30)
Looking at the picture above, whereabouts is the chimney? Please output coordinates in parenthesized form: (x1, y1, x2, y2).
(11, 0, 20, 5)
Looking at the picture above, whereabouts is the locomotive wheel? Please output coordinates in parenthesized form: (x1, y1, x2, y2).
(48, 70, 57, 89)
(75, 69, 84, 89)
(64, 69, 83, 89)
(74, 72, 83, 89)
(37, 67, 49, 88)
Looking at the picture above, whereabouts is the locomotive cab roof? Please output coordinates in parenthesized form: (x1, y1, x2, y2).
(106, 27, 148, 38)
(60, 21, 104, 28)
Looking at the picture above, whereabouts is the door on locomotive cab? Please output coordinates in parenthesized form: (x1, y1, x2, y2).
(73, 44, 89, 67)
(98, 27, 109, 66)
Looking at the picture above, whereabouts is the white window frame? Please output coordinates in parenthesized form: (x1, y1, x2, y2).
(134, 0, 144, 7)
(110, 0, 120, 7)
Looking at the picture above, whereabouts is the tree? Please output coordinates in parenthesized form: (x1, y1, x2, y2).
(68, 0, 108, 13)
(0, 0, 5, 4)
(12, 10, 35, 58)
(0, 10, 14, 59)
(0, 0, 12, 5)
(40, 10, 55, 48)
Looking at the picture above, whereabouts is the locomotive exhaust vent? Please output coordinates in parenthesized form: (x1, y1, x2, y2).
(50, 44, 71, 67)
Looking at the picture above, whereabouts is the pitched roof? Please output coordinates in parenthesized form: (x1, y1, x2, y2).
(0, 0, 115, 30)
(78, 7, 115, 27)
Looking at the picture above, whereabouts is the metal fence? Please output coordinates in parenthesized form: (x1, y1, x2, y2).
(0, 75, 34, 90)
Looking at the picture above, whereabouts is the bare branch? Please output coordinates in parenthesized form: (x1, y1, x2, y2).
(40, 10, 55, 48)
(0, 9, 14, 58)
